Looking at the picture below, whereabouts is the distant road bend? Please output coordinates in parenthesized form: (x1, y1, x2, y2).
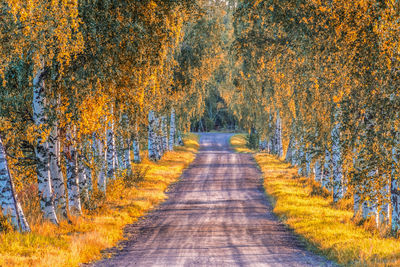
(93, 133, 335, 267)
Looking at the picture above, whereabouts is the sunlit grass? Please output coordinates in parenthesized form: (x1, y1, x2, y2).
(230, 133, 252, 153)
(0, 134, 199, 267)
(231, 134, 400, 266)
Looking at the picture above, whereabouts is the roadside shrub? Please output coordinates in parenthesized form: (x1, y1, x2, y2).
(85, 188, 106, 211)
(0, 213, 14, 233)
(246, 129, 259, 150)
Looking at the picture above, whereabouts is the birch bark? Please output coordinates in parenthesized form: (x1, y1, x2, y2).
(48, 127, 67, 219)
(65, 128, 81, 215)
(32, 68, 58, 224)
(162, 116, 168, 153)
(275, 111, 283, 158)
(331, 110, 344, 202)
(124, 138, 132, 170)
(133, 123, 141, 163)
(322, 146, 332, 189)
(0, 136, 30, 232)
(285, 136, 293, 163)
(148, 111, 157, 161)
(169, 108, 175, 151)
(392, 143, 400, 231)
(96, 135, 107, 193)
(106, 119, 116, 179)
(78, 152, 89, 204)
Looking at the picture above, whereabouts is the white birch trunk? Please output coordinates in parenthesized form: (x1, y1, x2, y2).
(48, 127, 67, 219)
(331, 112, 343, 202)
(155, 116, 162, 160)
(117, 135, 124, 170)
(322, 147, 331, 189)
(285, 136, 293, 163)
(78, 152, 89, 204)
(32, 68, 58, 224)
(124, 138, 132, 170)
(392, 144, 400, 231)
(169, 108, 175, 151)
(314, 160, 323, 183)
(148, 110, 157, 161)
(378, 181, 390, 226)
(96, 136, 107, 193)
(297, 138, 306, 176)
(133, 123, 141, 163)
(65, 129, 81, 215)
(106, 119, 116, 179)
(291, 139, 298, 166)
(0, 136, 30, 232)
(392, 177, 400, 231)
(176, 130, 184, 146)
(162, 116, 168, 153)
(85, 163, 93, 192)
(305, 150, 312, 177)
(275, 111, 283, 158)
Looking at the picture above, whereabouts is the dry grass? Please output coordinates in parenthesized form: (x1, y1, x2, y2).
(231, 134, 400, 266)
(229, 134, 252, 153)
(0, 134, 199, 267)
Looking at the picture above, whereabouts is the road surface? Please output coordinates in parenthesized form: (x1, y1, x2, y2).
(93, 133, 335, 267)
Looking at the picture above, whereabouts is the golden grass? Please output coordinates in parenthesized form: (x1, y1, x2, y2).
(0, 133, 199, 267)
(229, 134, 252, 153)
(231, 134, 400, 266)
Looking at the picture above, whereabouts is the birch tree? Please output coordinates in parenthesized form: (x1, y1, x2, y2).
(0, 136, 30, 232)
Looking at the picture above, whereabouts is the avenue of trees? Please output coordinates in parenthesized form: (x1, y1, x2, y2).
(3, 0, 400, 239)
(0, 0, 230, 232)
(221, 0, 400, 232)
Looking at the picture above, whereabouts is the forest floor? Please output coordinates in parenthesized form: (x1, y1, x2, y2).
(92, 133, 334, 267)
(231, 134, 400, 266)
(0, 134, 199, 267)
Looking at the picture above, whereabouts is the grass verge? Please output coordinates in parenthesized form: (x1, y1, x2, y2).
(229, 133, 252, 153)
(231, 134, 400, 266)
(0, 133, 199, 267)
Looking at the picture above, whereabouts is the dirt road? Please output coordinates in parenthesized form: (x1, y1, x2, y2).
(93, 133, 335, 267)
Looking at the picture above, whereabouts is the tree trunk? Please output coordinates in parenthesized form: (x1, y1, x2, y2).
(0, 136, 30, 232)
(133, 123, 141, 163)
(96, 135, 107, 193)
(297, 138, 306, 176)
(32, 68, 59, 224)
(169, 108, 175, 151)
(285, 136, 293, 163)
(314, 159, 323, 183)
(78, 152, 89, 205)
(148, 110, 157, 161)
(305, 150, 312, 177)
(275, 111, 283, 158)
(176, 130, 184, 146)
(392, 144, 400, 231)
(322, 146, 331, 189)
(155, 116, 162, 160)
(331, 111, 343, 202)
(48, 127, 67, 219)
(162, 116, 168, 153)
(124, 138, 132, 170)
(291, 138, 298, 167)
(117, 135, 124, 170)
(106, 118, 116, 179)
(65, 128, 81, 215)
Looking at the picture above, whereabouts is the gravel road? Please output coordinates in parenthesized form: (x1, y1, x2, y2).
(92, 133, 335, 267)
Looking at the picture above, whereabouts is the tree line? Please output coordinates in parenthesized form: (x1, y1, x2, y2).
(0, 0, 229, 232)
(221, 0, 400, 232)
